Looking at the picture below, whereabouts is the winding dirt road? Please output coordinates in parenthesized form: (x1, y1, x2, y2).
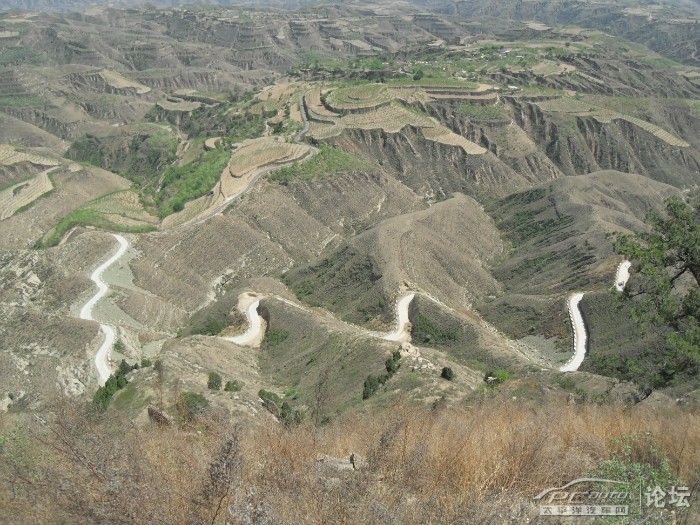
(222, 294, 264, 347)
(222, 291, 416, 348)
(559, 293, 587, 372)
(559, 260, 631, 372)
(80, 234, 129, 385)
(379, 293, 416, 342)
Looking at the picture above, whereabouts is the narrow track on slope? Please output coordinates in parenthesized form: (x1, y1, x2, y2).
(559, 260, 631, 372)
(79, 234, 129, 385)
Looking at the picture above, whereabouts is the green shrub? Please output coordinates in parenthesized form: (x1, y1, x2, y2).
(191, 316, 228, 336)
(224, 380, 243, 392)
(441, 367, 455, 381)
(385, 350, 402, 376)
(207, 372, 222, 390)
(177, 392, 209, 422)
(362, 374, 388, 400)
(589, 433, 684, 518)
(118, 359, 134, 377)
(484, 369, 511, 385)
(263, 329, 289, 347)
(156, 149, 230, 217)
(141, 358, 152, 368)
(92, 367, 130, 412)
(258, 389, 304, 426)
(413, 315, 459, 345)
(269, 145, 371, 182)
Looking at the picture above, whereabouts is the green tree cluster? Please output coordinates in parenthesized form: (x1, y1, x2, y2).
(93, 359, 138, 411)
(614, 198, 699, 390)
(363, 351, 402, 399)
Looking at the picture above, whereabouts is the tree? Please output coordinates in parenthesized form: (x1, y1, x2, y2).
(613, 197, 699, 388)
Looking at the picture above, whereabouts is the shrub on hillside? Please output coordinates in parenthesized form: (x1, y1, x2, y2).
(177, 392, 209, 422)
(484, 369, 511, 386)
(441, 367, 455, 381)
(263, 329, 289, 347)
(385, 350, 402, 375)
(208, 372, 222, 391)
(224, 380, 243, 392)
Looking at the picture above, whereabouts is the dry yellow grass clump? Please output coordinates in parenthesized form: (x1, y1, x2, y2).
(0, 145, 60, 166)
(422, 124, 487, 154)
(2, 398, 698, 524)
(0, 167, 55, 220)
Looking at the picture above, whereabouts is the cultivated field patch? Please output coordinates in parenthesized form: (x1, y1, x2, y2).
(0, 167, 55, 220)
(0, 145, 60, 167)
(100, 70, 151, 95)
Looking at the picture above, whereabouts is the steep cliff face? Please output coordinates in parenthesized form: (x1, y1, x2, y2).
(329, 127, 535, 202)
(505, 98, 700, 187)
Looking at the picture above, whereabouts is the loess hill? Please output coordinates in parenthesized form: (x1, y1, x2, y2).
(0, 3, 699, 521)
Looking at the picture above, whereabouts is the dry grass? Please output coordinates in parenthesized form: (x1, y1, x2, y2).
(2, 397, 699, 524)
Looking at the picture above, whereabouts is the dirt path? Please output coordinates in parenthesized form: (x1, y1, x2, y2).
(223, 291, 417, 349)
(79, 234, 129, 385)
(615, 260, 632, 291)
(559, 260, 631, 372)
(222, 293, 265, 347)
(377, 293, 415, 342)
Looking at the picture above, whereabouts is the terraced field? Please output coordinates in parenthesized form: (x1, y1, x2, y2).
(326, 84, 393, 111)
(228, 139, 311, 179)
(307, 88, 489, 157)
(82, 190, 159, 227)
(0, 167, 55, 220)
(163, 138, 313, 228)
(252, 82, 304, 119)
(536, 97, 690, 147)
(306, 88, 340, 121)
(99, 70, 151, 95)
(0, 144, 59, 166)
(308, 101, 435, 139)
(160, 195, 211, 229)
